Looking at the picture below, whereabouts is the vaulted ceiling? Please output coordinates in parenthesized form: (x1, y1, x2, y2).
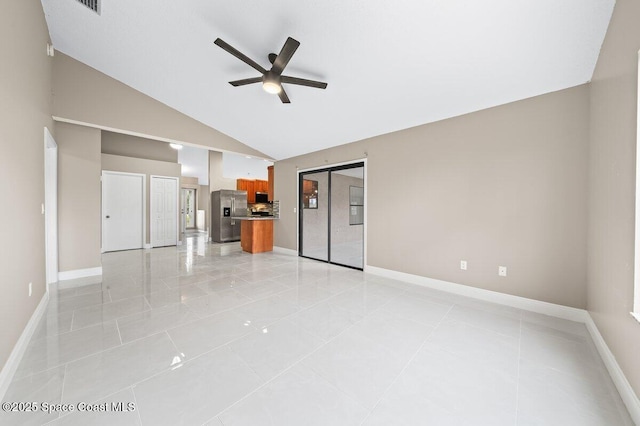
(42, 0, 614, 160)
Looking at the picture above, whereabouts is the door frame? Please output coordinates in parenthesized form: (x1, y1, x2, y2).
(184, 187, 197, 229)
(150, 175, 180, 248)
(44, 127, 58, 285)
(101, 171, 146, 253)
(297, 159, 367, 270)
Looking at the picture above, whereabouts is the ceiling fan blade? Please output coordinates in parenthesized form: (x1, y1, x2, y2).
(281, 75, 328, 89)
(271, 37, 300, 75)
(229, 77, 263, 87)
(278, 87, 291, 104)
(214, 38, 267, 74)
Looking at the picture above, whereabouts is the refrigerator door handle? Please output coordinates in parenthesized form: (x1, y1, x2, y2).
(231, 197, 234, 216)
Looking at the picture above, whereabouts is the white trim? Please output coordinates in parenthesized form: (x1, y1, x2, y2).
(631, 312, 640, 324)
(585, 315, 640, 425)
(58, 267, 103, 281)
(51, 116, 275, 162)
(144, 243, 152, 249)
(0, 291, 49, 401)
(634, 50, 640, 315)
(365, 265, 588, 322)
(297, 158, 368, 173)
(362, 159, 368, 268)
(296, 171, 299, 253)
(273, 246, 298, 256)
(101, 171, 146, 252)
(44, 127, 58, 285)
(150, 175, 180, 248)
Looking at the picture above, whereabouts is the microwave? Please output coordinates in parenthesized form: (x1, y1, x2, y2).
(255, 192, 269, 203)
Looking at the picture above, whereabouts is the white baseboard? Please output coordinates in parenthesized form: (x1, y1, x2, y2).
(58, 267, 102, 281)
(365, 265, 587, 322)
(585, 315, 640, 425)
(0, 291, 49, 401)
(273, 246, 298, 256)
(144, 243, 152, 249)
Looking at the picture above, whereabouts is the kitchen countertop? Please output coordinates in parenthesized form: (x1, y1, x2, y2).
(231, 216, 278, 221)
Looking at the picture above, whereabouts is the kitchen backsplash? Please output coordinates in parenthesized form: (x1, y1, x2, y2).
(246, 201, 279, 218)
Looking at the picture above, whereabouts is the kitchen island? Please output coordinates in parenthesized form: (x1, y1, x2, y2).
(231, 217, 275, 254)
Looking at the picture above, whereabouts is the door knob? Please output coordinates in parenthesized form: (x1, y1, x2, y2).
(106, 215, 110, 219)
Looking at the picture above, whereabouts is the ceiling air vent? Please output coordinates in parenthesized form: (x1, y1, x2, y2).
(76, 0, 100, 14)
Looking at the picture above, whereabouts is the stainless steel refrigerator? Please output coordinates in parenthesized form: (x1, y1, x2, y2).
(211, 190, 247, 242)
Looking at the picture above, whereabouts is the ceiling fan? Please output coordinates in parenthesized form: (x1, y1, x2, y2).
(214, 37, 328, 104)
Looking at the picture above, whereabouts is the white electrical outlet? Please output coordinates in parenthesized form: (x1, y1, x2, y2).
(41, 204, 45, 215)
(293, 207, 297, 213)
(460, 260, 467, 270)
(498, 266, 507, 277)
(28, 282, 32, 297)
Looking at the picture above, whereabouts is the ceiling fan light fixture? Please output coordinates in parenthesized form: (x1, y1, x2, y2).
(262, 80, 281, 94)
(214, 37, 327, 104)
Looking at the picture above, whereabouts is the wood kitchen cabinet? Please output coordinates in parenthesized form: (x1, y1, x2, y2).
(255, 180, 268, 193)
(267, 166, 274, 201)
(236, 179, 255, 203)
(240, 219, 274, 253)
(236, 178, 268, 203)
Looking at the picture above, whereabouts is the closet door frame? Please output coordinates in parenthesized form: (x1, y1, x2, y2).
(298, 160, 366, 270)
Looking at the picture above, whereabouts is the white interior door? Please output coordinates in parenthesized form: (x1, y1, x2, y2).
(102, 172, 144, 252)
(151, 176, 178, 247)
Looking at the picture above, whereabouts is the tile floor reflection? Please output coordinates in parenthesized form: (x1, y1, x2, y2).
(1, 235, 634, 425)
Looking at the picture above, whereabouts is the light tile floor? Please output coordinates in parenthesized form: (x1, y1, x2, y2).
(1, 235, 634, 425)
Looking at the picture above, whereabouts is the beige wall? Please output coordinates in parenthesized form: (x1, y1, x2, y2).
(56, 123, 102, 272)
(276, 84, 590, 309)
(209, 151, 236, 191)
(198, 184, 210, 233)
(0, 1, 53, 369)
(588, 0, 640, 397)
(101, 131, 178, 163)
(182, 177, 199, 186)
(52, 53, 267, 158)
(102, 154, 182, 245)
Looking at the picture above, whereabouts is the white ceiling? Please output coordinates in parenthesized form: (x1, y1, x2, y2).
(177, 145, 209, 185)
(222, 153, 273, 181)
(42, 0, 614, 160)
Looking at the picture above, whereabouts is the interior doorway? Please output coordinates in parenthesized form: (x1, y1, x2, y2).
(182, 188, 196, 230)
(299, 162, 365, 270)
(102, 171, 145, 252)
(180, 187, 198, 233)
